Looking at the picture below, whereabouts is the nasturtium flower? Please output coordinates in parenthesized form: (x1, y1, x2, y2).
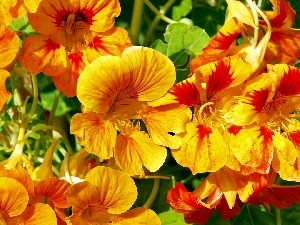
(225, 64, 300, 126)
(190, 0, 271, 74)
(65, 166, 146, 224)
(163, 55, 251, 174)
(0, 169, 58, 224)
(260, 0, 300, 65)
(18, 0, 131, 97)
(71, 46, 191, 175)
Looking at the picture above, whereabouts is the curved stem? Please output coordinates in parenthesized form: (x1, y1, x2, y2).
(276, 208, 281, 225)
(26, 75, 39, 124)
(143, 0, 176, 24)
(24, 125, 74, 155)
(143, 0, 175, 46)
(143, 178, 160, 208)
(129, 0, 144, 45)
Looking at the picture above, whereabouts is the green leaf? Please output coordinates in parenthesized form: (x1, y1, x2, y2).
(133, 176, 174, 214)
(159, 210, 186, 225)
(172, 0, 192, 21)
(152, 22, 209, 67)
(232, 205, 276, 225)
(9, 15, 35, 35)
(191, 6, 225, 37)
(281, 204, 300, 225)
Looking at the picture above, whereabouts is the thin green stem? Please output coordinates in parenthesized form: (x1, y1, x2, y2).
(24, 125, 73, 155)
(26, 75, 39, 125)
(276, 208, 281, 225)
(47, 90, 61, 135)
(129, 0, 144, 45)
(143, 0, 175, 46)
(143, 178, 160, 208)
(143, 0, 176, 24)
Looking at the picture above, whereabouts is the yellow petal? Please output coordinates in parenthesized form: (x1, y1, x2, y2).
(0, 177, 28, 217)
(142, 104, 192, 149)
(84, 166, 137, 214)
(78, 46, 175, 114)
(111, 207, 161, 225)
(115, 130, 167, 176)
(70, 112, 116, 160)
(172, 122, 229, 174)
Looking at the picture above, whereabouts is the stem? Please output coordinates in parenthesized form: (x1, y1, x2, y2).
(276, 208, 281, 225)
(143, 178, 160, 208)
(143, 0, 177, 24)
(143, 0, 175, 46)
(63, 153, 74, 185)
(26, 75, 39, 124)
(129, 0, 144, 45)
(47, 90, 61, 135)
(24, 125, 74, 155)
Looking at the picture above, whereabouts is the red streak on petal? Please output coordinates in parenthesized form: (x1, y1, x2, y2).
(245, 89, 269, 113)
(227, 125, 242, 136)
(274, 67, 300, 99)
(169, 80, 200, 106)
(206, 59, 234, 100)
(197, 124, 212, 140)
(44, 38, 61, 51)
(68, 52, 83, 70)
(88, 36, 106, 51)
(258, 126, 274, 147)
(288, 131, 300, 146)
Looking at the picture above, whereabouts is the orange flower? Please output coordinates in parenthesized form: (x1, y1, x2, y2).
(165, 55, 252, 174)
(0, 169, 59, 224)
(18, 0, 132, 97)
(260, 0, 300, 65)
(66, 166, 160, 225)
(0, 21, 19, 110)
(71, 47, 191, 175)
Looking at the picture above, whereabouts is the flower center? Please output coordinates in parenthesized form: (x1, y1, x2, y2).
(59, 13, 91, 52)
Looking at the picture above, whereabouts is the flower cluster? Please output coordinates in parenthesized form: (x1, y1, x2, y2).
(166, 0, 300, 223)
(1, 0, 300, 224)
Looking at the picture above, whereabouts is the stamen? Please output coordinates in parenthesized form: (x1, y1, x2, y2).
(65, 14, 76, 35)
(197, 102, 214, 123)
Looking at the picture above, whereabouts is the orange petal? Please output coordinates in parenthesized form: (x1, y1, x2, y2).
(111, 207, 161, 225)
(0, 1, 16, 25)
(0, 23, 19, 69)
(0, 69, 10, 110)
(16, 203, 57, 225)
(172, 122, 228, 174)
(84, 166, 137, 214)
(190, 18, 243, 72)
(262, 0, 295, 29)
(229, 126, 274, 174)
(142, 104, 192, 149)
(34, 177, 71, 208)
(115, 130, 167, 176)
(0, 177, 28, 216)
(85, 27, 132, 62)
(19, 35, 67, 75)
(52, 51, 86, 97)
(70, 112, 116, 159)
(0, 168, 34, 196)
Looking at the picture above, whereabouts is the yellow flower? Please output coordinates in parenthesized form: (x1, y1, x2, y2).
(18, 0, 131, 97)
(71, 46, 191, 176)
